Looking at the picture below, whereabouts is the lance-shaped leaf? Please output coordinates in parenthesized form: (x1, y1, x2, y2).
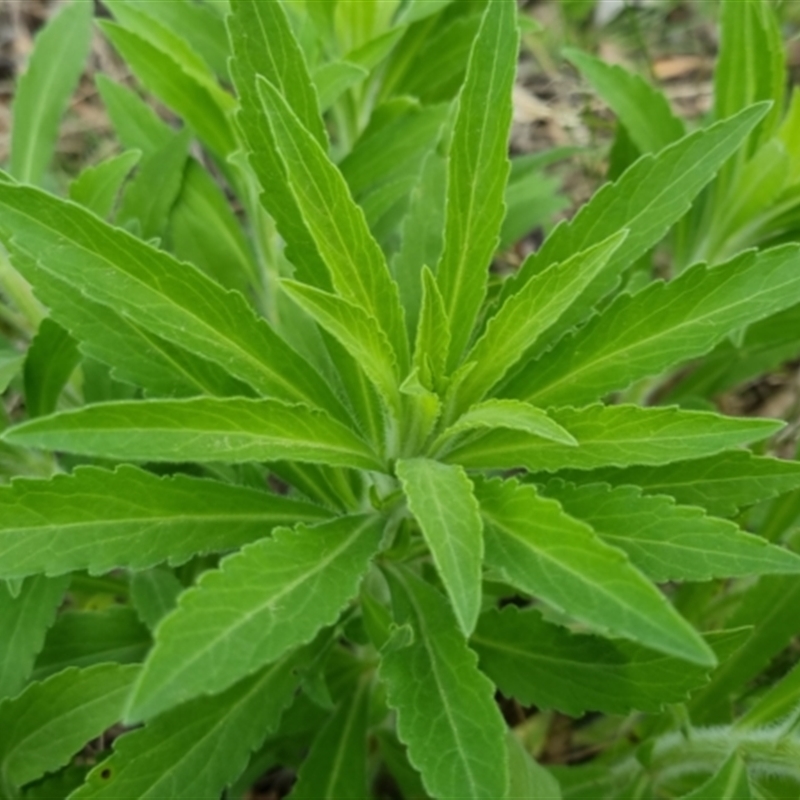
(68, 150, 141, 218)
(509, 245, 800, 407)
(473, 606, 741, 716)
(476, 478, 714, 665)
(288, 679, 371, 800)
(0, 575, 69, 701)
(282, 280, 401, 414)
(23, 318, 80, 418)
(379, 566, 509, 800)
(396, 459, 483, 636)
(10, 245, 250, 400)
(445, 404, 783, 472)
(413, 266, 450, 392)
(564, 48, 685, 154)
(9, 0, 93, 185)
(3, 398, 382, 472)
(456, 232, 626, 413)
(228, 0, 330, 289)
(558, 451, 800, 517)
(439, 400, 577, 448)
(99, 21, 236, 161)
(33, 608, 151, 681)
(501, 105, 768, 342)
(0, 186, 349, 419)
(683, 754, 752, 800)
(126, 514, 384, 721)
(70, 655, 302, 800)
(506, 732, 562, 800)
(736, 660, 800, 731)
(0, 664, 138, 793)
(0, 465, 331, 580)
(436, 0, 518, 367)
(542, 481, 800, 583)
(257, 77, 409, 373)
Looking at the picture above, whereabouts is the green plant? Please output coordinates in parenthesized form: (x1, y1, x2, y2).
(2, 1, 800, 798)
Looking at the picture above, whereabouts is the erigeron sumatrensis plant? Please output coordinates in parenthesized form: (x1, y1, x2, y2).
(1, 0, 800, 798)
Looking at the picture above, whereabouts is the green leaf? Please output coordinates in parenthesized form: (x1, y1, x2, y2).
(70, 655, 302, 800)
(0, 575, 69, 701)
(412, 267, 450, 392)
(23, 318, 79, 418)
(379, 566, 509, 800)
(506, 733, 562, 800)
(456, 232, 627, 413)
(440, 400, 577, 447)
(503, 105, 769, 340)
(736, 659, 800, 731)
(288, 679, 371, 800)
(99, 20, 236, 161)
(68, 150, 142, 219)
(562, 451, 800, 517)
(130, 568, 184, 630)
(0, 345, 24, 394)
(126, 514, 384, 721)
(282, 280, 401, 414)
(313, 61, 369, 112)
(541, 481, 800, 583)
(33, 607, 151, 681)
(446, 404, 782, 472)
(2, 398, 383, 472)
(0, 465, 333, 581)
(117, 128, 191, 241)
(257, 77, 409, 373)
(476, 478, 714, 665)
(228, 0, 330, 289)
(396, 459, 483, 636)
(564, 48, 684, 153)
(508, 245, 800, 407)
(9, 0, 93, 184)
(0, 185, 349, 417)
(96, 75, 173, 154)
(691, 575, 800, 724)
(473, 606, 745, 716)
(436, 0, 518, 367)
(394, 152, 447, 339)
(715, 0, 784, 151)
(0, 664, 139, 793)
(11, 248, 249, 400)
(168, 159, 257, 293)
(340, 102, 448, 204)
(682, 753, 752, 800)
